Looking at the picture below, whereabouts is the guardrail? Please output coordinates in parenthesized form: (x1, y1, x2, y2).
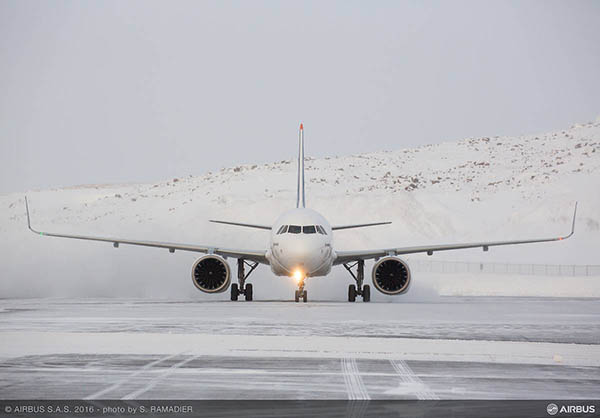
(410, 260, 600, 277)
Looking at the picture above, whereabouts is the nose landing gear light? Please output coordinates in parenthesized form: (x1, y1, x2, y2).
(230, 259, 258, 301)
(343, 260, 370, 302)
(294, 274, 308, 303)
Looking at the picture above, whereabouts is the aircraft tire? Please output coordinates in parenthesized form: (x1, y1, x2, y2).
(294, 290, 300, 303)
(245, 283, 253, 301)
(230, 283, 239, 301)
(348, 285, 356, 302)
(362, 284, 371, 302)
(302, 290, 307, 303)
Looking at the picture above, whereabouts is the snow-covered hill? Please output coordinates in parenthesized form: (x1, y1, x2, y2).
(1, 117, 599, 298)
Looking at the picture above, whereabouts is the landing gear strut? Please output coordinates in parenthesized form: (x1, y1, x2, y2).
(343, 260, 370, 302)
(231, 259, 258, 301)
(294, 277, 308, 303)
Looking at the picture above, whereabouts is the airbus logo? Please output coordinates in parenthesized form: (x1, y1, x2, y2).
(547, 403, 596, 415)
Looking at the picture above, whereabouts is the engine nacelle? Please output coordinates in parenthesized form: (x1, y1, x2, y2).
(191, 255, 231, 293)
(372, 257, 411, 295)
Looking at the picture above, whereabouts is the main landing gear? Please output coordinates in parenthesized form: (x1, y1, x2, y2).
(231, 259, 258, 301)
(294, 276, 308, 303)
(343, 260, 370, 302)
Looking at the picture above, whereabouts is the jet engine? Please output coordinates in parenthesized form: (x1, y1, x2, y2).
(372, 257, 411, 295)
(191, 255, 231, 293)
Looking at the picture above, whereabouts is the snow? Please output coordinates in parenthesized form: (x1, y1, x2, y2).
(1, 298, 598, 399)
(3, 330, 599, 367)
(422, 273, 600, 297)
(0, 117, 599, 298)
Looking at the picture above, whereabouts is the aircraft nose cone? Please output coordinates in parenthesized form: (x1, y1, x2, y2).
(279, 241, 327, 274)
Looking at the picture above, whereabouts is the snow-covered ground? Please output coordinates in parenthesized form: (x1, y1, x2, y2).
(1, 117, 599, 298)
(0, 298, 599, 399)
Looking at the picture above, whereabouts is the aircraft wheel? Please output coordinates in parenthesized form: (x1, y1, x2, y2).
(302, 290, 307, 303)
(362, 284, 371, 302)
(230, 284, 239, 301)
(294, 290, 300, 303)
(245, 283, 253, 301)
(348, 284, 356, 302)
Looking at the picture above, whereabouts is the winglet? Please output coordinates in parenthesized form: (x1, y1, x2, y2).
(25, 196, 32, 231)
(24, 196, 41, 235)
(569, 201, 577, 238)
(560, 201, 577, 240)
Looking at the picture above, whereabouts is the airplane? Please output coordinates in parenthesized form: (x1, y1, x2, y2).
(25, 123, 577, 303)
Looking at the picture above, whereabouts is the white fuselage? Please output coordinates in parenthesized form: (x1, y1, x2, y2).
(266, 208, 335, 278)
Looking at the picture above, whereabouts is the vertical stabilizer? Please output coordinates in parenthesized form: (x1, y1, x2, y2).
(296, 123, 305, 208)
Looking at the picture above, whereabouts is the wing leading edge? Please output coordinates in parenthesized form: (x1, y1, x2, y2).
(334, 203, 577, 265)
(332, 222, 392, 230)
(208, 220, 271, 230)
(25, 197, 269, 264)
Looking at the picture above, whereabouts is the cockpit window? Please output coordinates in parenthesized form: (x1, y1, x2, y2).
(288, 225, 301, 234)
(276, 225, 287, 234)
(316, 225, 326, 235)
(303, 225, 316, 234)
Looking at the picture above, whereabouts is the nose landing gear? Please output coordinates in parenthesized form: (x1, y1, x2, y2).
(294, 277, 308, 303)
(343, 260, 370, 302)
(231, 259, 258, 301)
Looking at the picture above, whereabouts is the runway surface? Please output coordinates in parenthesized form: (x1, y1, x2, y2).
(1, 297, 599, 399)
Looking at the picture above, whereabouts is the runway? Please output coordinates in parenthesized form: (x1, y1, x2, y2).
(1, 297, 599, 399)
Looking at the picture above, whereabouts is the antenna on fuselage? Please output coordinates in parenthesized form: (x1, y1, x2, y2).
(296, 123, 305, 208)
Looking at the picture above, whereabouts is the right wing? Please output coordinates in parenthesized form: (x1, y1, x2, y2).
(209, 220, 271, 230)
(334, 203, 577, 265)
(25, 197, 269, 264)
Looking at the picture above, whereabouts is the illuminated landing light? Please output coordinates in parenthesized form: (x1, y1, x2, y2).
(293, 269, 304, 283)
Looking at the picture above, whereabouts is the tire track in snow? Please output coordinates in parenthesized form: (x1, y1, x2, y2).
(122, 354, 199, 400)
(389, 359, 438, 400)
(84, 353, 182, 400)
(341, 358, 370, 400)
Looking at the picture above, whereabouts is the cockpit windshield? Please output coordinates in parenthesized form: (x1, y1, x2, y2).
(303, 225, 316, 234)
(277, 225, 327, 235)
(288, 225, 301, 234)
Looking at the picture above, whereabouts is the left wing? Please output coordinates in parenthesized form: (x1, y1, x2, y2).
(334, 203, 577, 265)
(25, 197, 269, 264)
(332, 221, 391, 231)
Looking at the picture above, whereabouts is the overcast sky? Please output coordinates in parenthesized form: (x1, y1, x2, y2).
(1, 0, 599, 194)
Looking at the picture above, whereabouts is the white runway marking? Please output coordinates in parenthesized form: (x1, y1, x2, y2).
(122, 355, 199, 400)
(84, 352, 181, 400)
(389, 359, 438, 400)
(341, 358, 370, 400)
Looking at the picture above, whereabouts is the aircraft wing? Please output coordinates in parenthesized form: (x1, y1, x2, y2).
(331, 222, 391, 231)
(209, 220, 271, 230)
(25, 198, 269, 264)
(334, 203, 577, 265)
